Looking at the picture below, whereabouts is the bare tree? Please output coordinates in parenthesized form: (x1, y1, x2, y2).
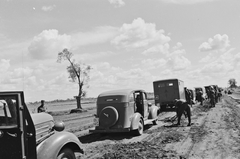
(228, 78, 237, 88)
(57, 48, 91, 109)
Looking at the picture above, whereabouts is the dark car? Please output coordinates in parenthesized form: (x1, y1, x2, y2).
(0, 91, 84, 159)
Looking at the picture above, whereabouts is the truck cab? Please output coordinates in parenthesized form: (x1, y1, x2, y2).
(0, 91, 83, 159)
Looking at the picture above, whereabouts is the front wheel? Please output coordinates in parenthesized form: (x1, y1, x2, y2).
(57, 148, 76, 159)
(134, 119, 144, 136)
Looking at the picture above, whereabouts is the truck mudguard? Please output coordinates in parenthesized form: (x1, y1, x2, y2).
(148, 105, 159, 119)
(37, 131, 84, 159)
(130, 113, 143, 130)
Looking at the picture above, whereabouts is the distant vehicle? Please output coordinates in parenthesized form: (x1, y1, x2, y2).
(89, 89, 159, 135)
(195, 87, 205, 105)
(0, 91, 84, 159)
(153, 79, 186, 111)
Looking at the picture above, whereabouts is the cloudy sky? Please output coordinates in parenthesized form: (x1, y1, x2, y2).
(1, 0, 240, 102)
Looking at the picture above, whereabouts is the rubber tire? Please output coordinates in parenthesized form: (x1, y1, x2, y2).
(134, 119, 144, 136)
(99, 106, 118, 128)
(57, 148, 76, 159)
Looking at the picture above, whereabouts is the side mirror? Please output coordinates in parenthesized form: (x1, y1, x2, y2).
(148, 103, 152, 107)
(54, 121, 65, 132)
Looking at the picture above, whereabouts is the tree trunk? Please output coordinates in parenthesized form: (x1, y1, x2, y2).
(75, 96, 82, 109)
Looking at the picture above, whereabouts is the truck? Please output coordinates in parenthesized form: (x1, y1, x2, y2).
(153, 79, 186, 111)
(0, 91, 84, 159)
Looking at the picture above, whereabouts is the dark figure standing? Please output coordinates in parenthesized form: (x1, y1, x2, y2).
(195, 90, 203, 105)
(209, 87, 215, 107)
(37, 100, 46, 113)
(175, 99, 191, 126)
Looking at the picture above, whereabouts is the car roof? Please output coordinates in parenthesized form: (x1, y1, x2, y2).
(98, 89, 145, 97)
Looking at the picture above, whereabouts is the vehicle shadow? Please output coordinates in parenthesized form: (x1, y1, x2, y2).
(79, 124, 155, 144)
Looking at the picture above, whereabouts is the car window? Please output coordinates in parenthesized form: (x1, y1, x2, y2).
(0, 96, 18, 127)
(158, 83, 165, 87)
(105, 98, 118, 102)
(168, 83, 173, 86)
(142, 93, 146, 100)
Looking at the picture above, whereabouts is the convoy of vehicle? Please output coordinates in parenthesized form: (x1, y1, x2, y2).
(0, 91, 84, 159)
(0, 79, 222, 158)
(89, 89, 159, 135)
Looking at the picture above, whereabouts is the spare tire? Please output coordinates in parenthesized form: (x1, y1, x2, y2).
(99, 106, 119, 128)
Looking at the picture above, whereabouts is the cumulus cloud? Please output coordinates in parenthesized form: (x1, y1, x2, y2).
(142, 43, 169, 55)
(0, 59, 10, 73)
(112, 18, 171, 49)
(76, 51, 115, 61)
(172, 42, 183, 50)
(200, 49, 240, 77)
(13, 67, 34, 78)
(108, 0, 125, 7)
(28, 27, 118, 60)
(164, 44, 191, 71)
(199, 34, 230, 52)
(141, 58, 167, 70)
(166, 55, 191, 71)
(161, 0, 219, 4)
(72, 26, 118, 48)
(28, 29, 71, 60)
(42, 5, 56, 12)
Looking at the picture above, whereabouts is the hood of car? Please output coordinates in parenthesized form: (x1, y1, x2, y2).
(31, 113, 54, 142)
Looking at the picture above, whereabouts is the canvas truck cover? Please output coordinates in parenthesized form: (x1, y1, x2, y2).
(153, 79, 185, 106)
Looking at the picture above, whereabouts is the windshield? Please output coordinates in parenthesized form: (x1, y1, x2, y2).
(0, 96, 18, 128)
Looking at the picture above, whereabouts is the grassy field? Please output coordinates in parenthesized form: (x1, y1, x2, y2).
(27, 98, 97, 114)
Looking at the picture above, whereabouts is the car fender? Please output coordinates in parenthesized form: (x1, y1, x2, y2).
(130, 113, 143, 130)
(37, 131, 84, 159)
(148, 105, 159, 119)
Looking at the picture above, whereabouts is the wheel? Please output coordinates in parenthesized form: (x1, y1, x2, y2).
(99, 106, 119, 128)
(134, 119, 144, 136)
(57, 148, 76, 159)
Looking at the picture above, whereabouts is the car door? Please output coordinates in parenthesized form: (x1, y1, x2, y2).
(142, 92, 149, 119)
(0, 93, 36, 159)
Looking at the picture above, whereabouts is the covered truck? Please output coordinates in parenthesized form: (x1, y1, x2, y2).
(153, 79, 185, 111)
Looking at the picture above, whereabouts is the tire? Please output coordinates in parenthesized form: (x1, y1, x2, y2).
(99, 106, 119, 128)
(57, 148, 76, 159)
(134, 119, 144, 136)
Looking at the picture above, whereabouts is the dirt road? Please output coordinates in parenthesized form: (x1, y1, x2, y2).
(74, 94, 240, 159)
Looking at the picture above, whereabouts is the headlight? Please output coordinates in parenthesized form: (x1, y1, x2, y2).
(54, 121, 65, 132)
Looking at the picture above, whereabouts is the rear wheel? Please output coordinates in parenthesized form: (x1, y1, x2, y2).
(134, 119, 143, 136)
(57, 148, 76, 159)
